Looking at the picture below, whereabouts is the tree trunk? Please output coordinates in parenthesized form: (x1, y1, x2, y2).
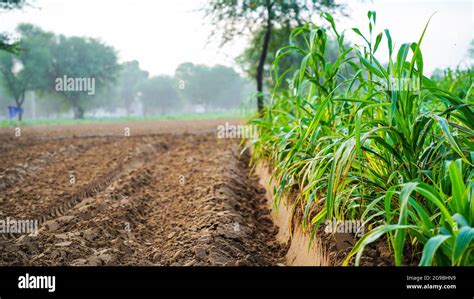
(69, 95, 85, 119)
(73, 104, 85, 119)
(15, 93, 24, 121)
(256, 3, 273, 113)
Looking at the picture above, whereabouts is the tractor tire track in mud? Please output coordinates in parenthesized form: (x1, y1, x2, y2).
(0, 130, 286, 266)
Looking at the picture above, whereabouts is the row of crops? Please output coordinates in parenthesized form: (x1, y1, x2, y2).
(248, 12, 473, 266)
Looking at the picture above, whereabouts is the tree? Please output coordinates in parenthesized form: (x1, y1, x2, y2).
(36, 92, 71, 118)
(203, 0, 341, 112)
(50, 35, 120, 119)
(206, 65, 245, 109)
(237, 26, 344, 91)
(0, 0, 28, 53)
(237, 26, 298, 88)
(175, 62, 247, 111)
(0, 25, 121, 120)
(117, 60, 148, 116)
(174, 62, 211, 109)
(0, 24, 54, 120)
(0, 53, 27, 120)
(140, 76, 180, 115)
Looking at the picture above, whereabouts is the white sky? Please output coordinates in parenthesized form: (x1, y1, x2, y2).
(1, 0, 473, 76)
(340, 0, 473, 74)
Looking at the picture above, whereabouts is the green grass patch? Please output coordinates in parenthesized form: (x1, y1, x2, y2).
(0, 110, 247, 128)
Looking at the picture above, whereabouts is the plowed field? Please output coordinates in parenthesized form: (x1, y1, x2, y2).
(0, 120, 286, 266)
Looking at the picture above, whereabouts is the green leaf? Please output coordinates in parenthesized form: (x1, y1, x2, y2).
(394, 182, 418, 265)
(396, 43, 411, 76)
(357, 52, 385, 78)
(419, 235, 452, 266)
(452, 226, 474, 265)
(352, 28, 369, 45)
(384, 29, 393, 57)
(374, 32, 383, 53)
(448, 160, 467, 214)
(343, 224, 417, 266)
(433, 115, 470, 164)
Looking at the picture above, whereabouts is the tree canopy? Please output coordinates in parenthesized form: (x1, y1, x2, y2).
(0, 24, 54, 120)
(140, 75, 180, 115)
(0, 0, 28, 53)
(0, 24, 120, 119)
(0, 21, 252, 120)
(175, 62, 247, 111)
(117, 60, 149, 116)
(203, 0, 342, 112)
(49, 35, 120, 118)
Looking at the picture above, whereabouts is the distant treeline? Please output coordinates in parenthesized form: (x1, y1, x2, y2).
(0, 24, 255, 120)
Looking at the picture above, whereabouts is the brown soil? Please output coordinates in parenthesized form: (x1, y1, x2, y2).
(0, 120, 286, 266)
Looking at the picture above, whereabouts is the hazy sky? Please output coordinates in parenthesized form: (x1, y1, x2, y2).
(1, 0, 472, 76)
